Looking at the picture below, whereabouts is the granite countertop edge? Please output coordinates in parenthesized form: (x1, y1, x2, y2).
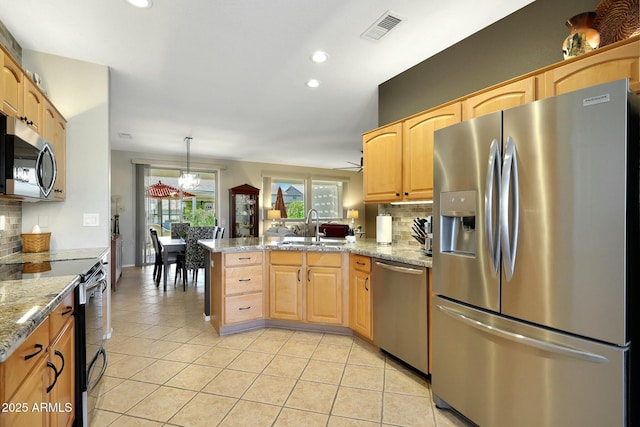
(199, 237, 433, 268)
(0, 275, 80, 362)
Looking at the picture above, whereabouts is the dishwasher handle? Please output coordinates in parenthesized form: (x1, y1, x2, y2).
(374, 261, 424, 275)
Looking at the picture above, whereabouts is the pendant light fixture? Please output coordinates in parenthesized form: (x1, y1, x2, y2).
(179, 137, 200, 190)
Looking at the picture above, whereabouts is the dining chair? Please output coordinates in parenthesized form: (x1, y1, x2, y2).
(182, 226, 215, 284)
(170, 222, 190, 239)
(217, 227, 225, 238)
(149, 228, 187, 290)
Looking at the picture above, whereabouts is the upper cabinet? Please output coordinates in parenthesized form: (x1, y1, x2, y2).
(1, 45, 67, 201)
(462, 77, 536, 120)
(2, 50, 24, 118)
(542, 37, 639, 98)
(363, 103, 461, 204)
(363, 37, 639, 205)
(403, 103, 461, 201)
(362, 123, 403, 203)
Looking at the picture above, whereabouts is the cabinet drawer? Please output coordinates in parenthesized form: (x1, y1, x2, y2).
(1, 317, 50, 401)
(225, 293, 263, 324)
(225, 265, 264, 295)
(49, 291, 74, 340)
(270, 251, 303, 265)
(351, 255, 371, 272)
(307, 252, 342, 267)
(225, 251, 263, 267)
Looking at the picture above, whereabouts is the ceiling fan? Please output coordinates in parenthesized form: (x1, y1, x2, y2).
(334, 151, 363, 173)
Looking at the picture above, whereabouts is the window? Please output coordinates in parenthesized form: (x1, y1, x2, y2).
(271, 178, 305, 219)
(311, 180, 343, 219)
(267, 176, 345, 221)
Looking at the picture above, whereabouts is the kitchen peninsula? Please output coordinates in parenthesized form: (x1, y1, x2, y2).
(200, 237, 434, 372)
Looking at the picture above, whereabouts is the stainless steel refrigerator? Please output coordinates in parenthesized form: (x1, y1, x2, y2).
(432, 79, 637, 427)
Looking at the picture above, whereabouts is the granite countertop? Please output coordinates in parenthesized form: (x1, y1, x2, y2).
(0, 247, 109, 265)
(0, 275, 79, 362)
(0, 247, 109, 362)
(199, 237, 432, 268)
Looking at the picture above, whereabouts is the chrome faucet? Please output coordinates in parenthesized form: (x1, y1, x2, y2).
(305, 208, 323, 242)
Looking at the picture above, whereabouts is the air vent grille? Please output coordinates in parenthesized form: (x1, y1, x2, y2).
(361, 11, 404, 41)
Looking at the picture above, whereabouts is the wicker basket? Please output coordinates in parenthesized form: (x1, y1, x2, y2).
(21, 232, 51, 253)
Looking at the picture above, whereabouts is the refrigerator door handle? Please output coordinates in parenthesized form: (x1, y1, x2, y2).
(436, 304, 609, 364)
(484, 138, 501, 276)
(500, 136, 520, 281)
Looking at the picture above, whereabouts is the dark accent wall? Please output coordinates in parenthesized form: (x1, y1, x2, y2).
(378, 0, 600, 124)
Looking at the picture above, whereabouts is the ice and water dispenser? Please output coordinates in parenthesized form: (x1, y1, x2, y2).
(440, 190, 477, 257)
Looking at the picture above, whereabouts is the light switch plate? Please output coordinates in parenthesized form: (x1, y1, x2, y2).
(83, 213, 100, 227)
(0, 215, 5, 231)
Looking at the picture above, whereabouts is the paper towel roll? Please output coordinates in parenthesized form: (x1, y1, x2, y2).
(376, 215, 392, 245)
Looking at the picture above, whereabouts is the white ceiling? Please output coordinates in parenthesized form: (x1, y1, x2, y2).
(0, 0, 533, 170)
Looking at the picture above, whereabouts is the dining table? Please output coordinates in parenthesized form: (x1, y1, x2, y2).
(158, 235, 186, 291)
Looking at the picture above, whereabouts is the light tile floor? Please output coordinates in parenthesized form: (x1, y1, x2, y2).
(89, 266, 473, 427)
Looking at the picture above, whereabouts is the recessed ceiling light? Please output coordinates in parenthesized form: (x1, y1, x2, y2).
(126, 0, 153, 8)
(306, 79, 320, 88)
(310, 51, 328, 63)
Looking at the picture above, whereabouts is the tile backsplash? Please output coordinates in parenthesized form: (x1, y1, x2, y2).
(0, 200, 22, 257)
(378, 203, 433, 248)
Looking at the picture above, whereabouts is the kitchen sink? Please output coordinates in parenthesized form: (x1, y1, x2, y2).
(276, 236, 345, 247)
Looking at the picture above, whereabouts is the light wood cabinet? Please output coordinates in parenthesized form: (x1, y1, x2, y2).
(23, 78, 43, 134)
(1, 50, 23, 119)
(306, 252, 343, 325)
(363, 103, 461, 203)
(349, 254, 372, 340)
(210, 251, 265, 333)
(542, 37, 639, 98)
(462, 77, 536, 120)
(363, 123, 403, 203)
(0, 295, 76, 427)
(402, 103, 462, 201)
(269, 251, 304, 321)
(269, 251, 345, 325)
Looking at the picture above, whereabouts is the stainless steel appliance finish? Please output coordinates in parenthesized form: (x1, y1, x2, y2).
(432, 79, 637, 427)
(77, 260, 108, 427)
(1, 115, 57, 200)
(372, 259, 428, 374)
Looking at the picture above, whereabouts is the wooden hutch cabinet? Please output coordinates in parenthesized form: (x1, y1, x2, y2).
(229, 184, 260, 238)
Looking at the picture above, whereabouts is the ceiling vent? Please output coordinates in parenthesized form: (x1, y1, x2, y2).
(361, 11, 404, 41)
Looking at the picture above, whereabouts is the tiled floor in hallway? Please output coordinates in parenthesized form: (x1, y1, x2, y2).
(89, 266, 471, 427)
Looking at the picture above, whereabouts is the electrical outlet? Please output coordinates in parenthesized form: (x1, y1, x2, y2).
(0, 215, 5, 231)
(83, 213, 100, 227)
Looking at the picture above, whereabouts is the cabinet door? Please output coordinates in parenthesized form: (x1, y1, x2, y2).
(23, 78, 43, 133)
(269, 264, 302, 320)
(462, 77, 536, 120)
(542, 38, 640, 97)
(363, 122, 403, 203)
(53, 116, 66, 200)
(403, 103, 461, 201)
(2, 52, 23, 118)
(0, 357, 49, 427)
(350, 268, 372, 339)
(49, 321, 75, 427)
(306, 267, 342, 324)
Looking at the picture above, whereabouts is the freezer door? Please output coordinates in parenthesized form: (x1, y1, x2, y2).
(433, 111, 501, 312)
(501, 79, 634, 346)
(432, 296, 628, 427)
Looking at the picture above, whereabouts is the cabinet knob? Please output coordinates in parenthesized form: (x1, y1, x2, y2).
(404, 192, 409, 196)
(395, 193, 400, 197)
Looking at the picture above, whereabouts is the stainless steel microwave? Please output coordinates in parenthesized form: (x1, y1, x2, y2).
(1, 115, 57, 201)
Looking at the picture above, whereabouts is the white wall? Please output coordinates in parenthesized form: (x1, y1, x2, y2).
(21, 51, 111, 250)
(111, 150, 364, 267)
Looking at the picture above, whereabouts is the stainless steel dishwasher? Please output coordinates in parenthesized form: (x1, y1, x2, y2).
(373, 259, 428, 374)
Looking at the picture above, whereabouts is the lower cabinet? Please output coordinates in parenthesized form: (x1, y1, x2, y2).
(349, 254, 373, 340)
(269, 251, 345, 325)
(0, 297, 76, 427)
(210, 251, 265, 333)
